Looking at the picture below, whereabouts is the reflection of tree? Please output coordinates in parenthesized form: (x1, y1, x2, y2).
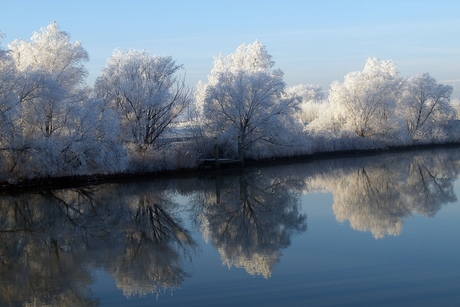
(316, 149, 460, 239)
(0, 182, 196, 305)
(108, 187, 196, 297)
(2, 147, 460, 305)
(402, 155, 457, 217)
(0, 189, 101, 307)
(193, 170, 307, 278)
(332, 165, 407, 238)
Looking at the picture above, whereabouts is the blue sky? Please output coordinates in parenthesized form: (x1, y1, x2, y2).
(1, 0, 459, 96)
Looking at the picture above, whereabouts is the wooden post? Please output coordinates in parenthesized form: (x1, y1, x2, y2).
(214, 136, 220, 202)
(215, 173, 221, 204)
(214, 137, 220, 169)
(238, 135, 244, 166)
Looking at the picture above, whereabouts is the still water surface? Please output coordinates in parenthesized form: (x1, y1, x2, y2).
(1, 148, 460, 306)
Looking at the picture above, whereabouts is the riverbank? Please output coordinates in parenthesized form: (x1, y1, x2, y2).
(2, 142, 460, 193)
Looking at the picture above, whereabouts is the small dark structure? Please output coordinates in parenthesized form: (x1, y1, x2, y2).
(198, 136, 244, 169)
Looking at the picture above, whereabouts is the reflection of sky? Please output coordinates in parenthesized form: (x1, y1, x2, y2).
(301, 192, 334, 218)
(91, 189, 460, 306)
(453, 180, 460, 206)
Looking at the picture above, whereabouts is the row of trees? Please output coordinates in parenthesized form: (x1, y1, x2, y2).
(311, 58, 455, 140)
(0, 22, 457, 182)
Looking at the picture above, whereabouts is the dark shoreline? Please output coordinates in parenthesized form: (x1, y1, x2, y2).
(2, 142, 460, 193)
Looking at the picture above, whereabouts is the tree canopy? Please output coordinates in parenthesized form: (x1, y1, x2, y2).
(95, 49, 190, 150)
(196, 40, 303, 159)
(397, 72, 454, 139)
(328, 57, 400, 138)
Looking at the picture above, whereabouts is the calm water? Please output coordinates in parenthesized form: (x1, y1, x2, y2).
(1, 148, 460, 306)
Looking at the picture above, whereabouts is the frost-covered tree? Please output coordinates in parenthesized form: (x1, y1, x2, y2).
(286, 84, 324, 124)
(196, 40, 302, 159)
(95, 49, 190, 151)
(397, 72, 454, 139)
(329, 57, 401, 138)
(0, 32, 21, 176)
(9, 22, 89, 138)
(0, 33, 17, 145)
(1, 23, 127, 180)
(290, 84, 324, 103)
(0, 32, 16, 113)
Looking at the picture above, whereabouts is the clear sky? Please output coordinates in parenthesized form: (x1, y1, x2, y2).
(1, 0, 459, 96)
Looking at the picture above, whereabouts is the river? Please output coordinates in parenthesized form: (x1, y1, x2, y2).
(1, 147, 460, 306)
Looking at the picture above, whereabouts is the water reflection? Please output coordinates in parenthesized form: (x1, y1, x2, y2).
(190, 170, 307, 278)
(303, 149, 459, 238)
(0, 189, 102, 306)
(0, 183, 196, 305)
(0, 147, 459, 304)
(105, 183, 197, 297)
